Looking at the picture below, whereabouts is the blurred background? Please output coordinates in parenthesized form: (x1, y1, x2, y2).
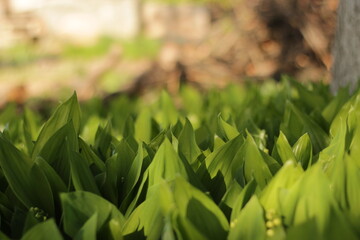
(0, 0, 338, 106)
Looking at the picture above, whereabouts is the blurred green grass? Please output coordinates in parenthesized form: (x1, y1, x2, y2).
(62, 35, 161, 60)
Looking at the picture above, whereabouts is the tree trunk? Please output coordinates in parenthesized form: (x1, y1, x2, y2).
(331, 0, 360, 93)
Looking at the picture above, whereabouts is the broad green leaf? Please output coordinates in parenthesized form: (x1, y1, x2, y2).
(195, 124, 213, 151)
(74, 213, 97, 240)
(116, 139, 136, 185)
(281, 101, 329, 154)
(123, 115, 135, 139)
(21, 219, 63, 240)
(236, 133, 273, 189)
(61, 191, 125, 238)
(330, 90, 360, 135)
(122, 185, 166, 240)
(124, 142, 144, 197)
(135, 108, 152, 143)
(34, 157, 67, 194)
(37, 123, 78, 185)
(290, 79, 326, 111)
(0, 232, 11, 240)
(102, 154, 121, 205)
(322, 88, 350, 125)
(0, 136, 54, 216)
(260, 161, 303, 211)
(292, 133, 312, 169)
(206, 135, 244, 181)
(148, 138, 188, 187)
(318, 119, 347, 208)
(178, 119, 201, 165)
(173, 214, 207, 240)
(109, 219, 124, 240)
(348, 123, 360, 167)
(204, 135, 244, 201)
(102, 140, 142, 206)
(217, 115, 239, 141)
(230, 179, 257, 222)
(280, 164, 357, 239)
(70, 151, 100, 195)
(28, 163, 55, 216)
(219, 180, 243, 218)
(273, 131, 297, 164)
(180, 85, 203, 115)
(32, 92, 81, 158)
(124, 177, 228, 240)
(94, 121, 113, 160)
(162, 215, 176, 240)
(228, 196, 266, 240)
(78, 138, 106, 172)
(172, 177, 229, 239)
(155, 91, 178, 128)
(286, 218, 319, 240)
(23, 108, 40, 155)
(344, 155, 360, 233)
(0, 135, 33, 208)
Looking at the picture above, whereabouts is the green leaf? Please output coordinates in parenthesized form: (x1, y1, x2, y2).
(322, 88, 350, 125)
(273, 131, 297, 164)
(260, 161, 303, 212)
(219, 180, 243, 218)
(280, 164, 357, 239)
(178, 119, 202, 165)
(0, 135, 32, 208)
(124, 142, 144, 197)
(173, 214, 207, 240)
(116, 139, 136, 186)
(230, 179, 257, 222)
(0, 136, 54, 216)
(155, 91, 178, 128)
(122, 186, 165, 239)
(21, 219, 63, 240)
(78, 137, 106, 172)
(203, 135, 244, 201)
(344, 155, 360, 234)
(290, 79, 326, 111)
(0, 232, 11, 240)
(23, 108, 40, 155)
(148, 138, 188, 187)
(37, 123, 78, 185)
(94, 121, 113, 160)
(32, 92, 81, 158)
(123, 176, 228, 240)
(236, 133, 273, 189)
(135, 108, 152, 143)
(102, 140, 142, 206)
(34, 157, 67, 194)
(292, 133, 312, 169)
(172, 177, 229, 239)
(109, 218, 124, 240)
(206, 135, 244, 183)
(74, 213, 97, 240)
(281, 101, 329, 154)
(228, 196, 266, 240)
(61, 191, 125, 238)
(70, 151, 100, 195)
(217, 115, 240, 141)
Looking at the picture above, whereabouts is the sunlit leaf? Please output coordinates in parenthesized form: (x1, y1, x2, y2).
(228, 196, 266, 240)
(32, 92, 81, 158)
(21, 219, 63, 240)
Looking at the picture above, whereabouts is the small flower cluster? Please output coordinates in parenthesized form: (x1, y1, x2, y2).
(265, 209, 282, 237)
(29, 207, 48, 221)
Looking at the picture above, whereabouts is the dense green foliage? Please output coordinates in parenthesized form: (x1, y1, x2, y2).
(0, 79, 359, 239)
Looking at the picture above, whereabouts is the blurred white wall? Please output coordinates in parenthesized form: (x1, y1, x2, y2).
(10, 0, 140, 41)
